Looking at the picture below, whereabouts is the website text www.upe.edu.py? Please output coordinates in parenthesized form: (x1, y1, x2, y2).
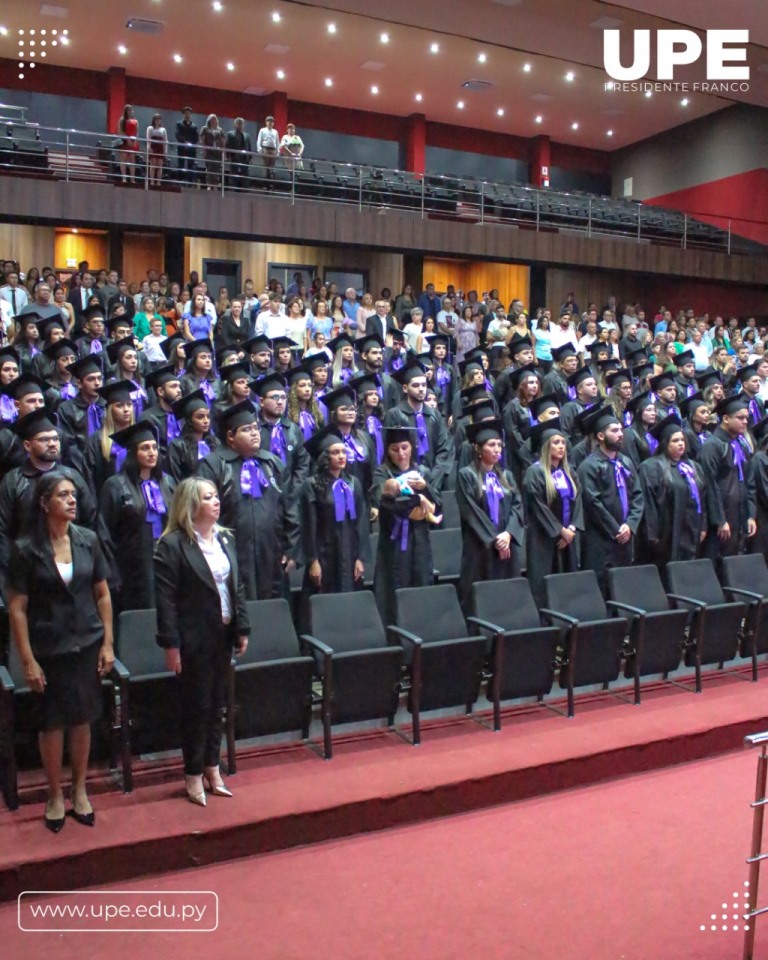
(17, 890, 218, 932)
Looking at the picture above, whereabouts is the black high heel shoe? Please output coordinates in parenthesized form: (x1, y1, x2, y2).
(44, 799, 65, 834)
(67, 795, 95, 827)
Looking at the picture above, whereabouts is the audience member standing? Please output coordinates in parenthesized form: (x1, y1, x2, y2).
(257, 116, 280, 186)
(175, 107, 199, 183)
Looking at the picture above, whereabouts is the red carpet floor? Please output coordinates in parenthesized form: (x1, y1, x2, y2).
(0, 749, 761, 960)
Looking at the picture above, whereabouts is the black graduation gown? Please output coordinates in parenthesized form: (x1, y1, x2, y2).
(699, 427, 752, 560)
(383, 402, 455, 491)
(559, 400, 589, 442)
(371, 462, 441, 626)
(682, 423, 711, 462)
(674, 376, 697, 405)
(97, 472, 176, 611)
(542, 368, 570, 406)
(167, 435, 218, 483)
(576, 449, 644, 593)
(621, 425, 655, 471)
(257, 416, 310, 499)
(197, 447, 302, 601)
(455, 465, 525, 610)
(432, 364, 457, 420)
(502, 398, 535, 486)
(140, 404, 182, 462)
(58, 395, 106, 469)
(179, 373, 220, 404)
(638, 455, 707, 571)
(82, 432, 124, 497)
(746, 452, 768, 558)
(299, 472, 370, 602)
(330, 428, 375, 513)
(522, 461, 584, 608)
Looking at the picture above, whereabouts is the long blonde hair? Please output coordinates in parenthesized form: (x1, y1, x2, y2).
(162, 477, 226, 541)
(100, 402, 135, 461)
(539, 435, 578, 505)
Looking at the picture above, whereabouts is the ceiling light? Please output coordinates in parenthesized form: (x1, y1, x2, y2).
(271, 11, 281, 22)
(523, 63, 531, 72)
(457, 100, 465, 109)
(535, 115, 543, 123)
(430, 42, 439, 54)
(607, 130, 614, 137)
(644, 90, 652, 98)
(327, 23, 336, 34)
(415, 93, 423, 102)
(565, 71, 575, 82)
(276, 69, 285, 79)
(213, 0, 223, 9)
(62, 30, 68, 36)
(173, 53, 182, 63)
(118, 45, 127, 55)
(40, 51, 46, 57)
(60, 36, 69, 45)
(227, 62, 235, 71)
(72, 228, 78, 234)
(497, 108, 505, 116)
(478, 52, 487, 63)
(380, 32, 389, 44)
(681, 97, 689, 106)
(324, 77, 333, 87)
(0, 27, 8, 36)
(371, 85, 379, 95)
(571, 122, 579, 130)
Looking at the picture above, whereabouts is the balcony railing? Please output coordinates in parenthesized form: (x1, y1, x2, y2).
(0, 116, 755, 256)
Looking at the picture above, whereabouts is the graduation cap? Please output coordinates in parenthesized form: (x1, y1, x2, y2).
(218, 399, 259, 434)
(12, 408, 58, 440)
(43, 338, 77, 361)
(106, 337, 139, 366)
(458, 357, 485, 378)
(184, 338, 214, 365)
(160, 333, 186, 360)
(0, 374, 49, 400)
(305, 424, 347, 460)
(680, 391, 709, 419)
(271, 336, 298, 352)
(632, 360, 655, 382)
(36, 316, 66, 341)
(586, 340, 610, 357)
(392, 357, 427, 385)
(508, 337, 533, 358)
(250, 372, 287, 398)
(623, 345, 648, 366)
(581, 404, 620, 436)
(220, 360, 252, 383)
(606, 369, 632, 392)
(347, 372, 381, 397)
(357, 332, 386, 353)
(69, 355, 103, 381)
(673, 349, 695, 368)
(551, 344, 578, 363)
(243, 334, 273, 355)
(597, 359, 622, 373)
(460, 384, 492, 408)
(382, 425, 418, 447)
(82, 305, 107, 322)
(15, 308, 44, 325)
(428, 334, 451, 354)
(286, 364, 313, 386)
(172, 388, 209, 420)
(737, 363, 762, 383)
(390, 328, 405, 344)
(648, 413, 683, 444)
(0, 346, 20, 367)
(695, 366, 723, 391)
(97, 380, 134, 405)
(469, 401, 497, 423)
(508, 363, 539, 390)
(321, 384, 357, 412)
(110, 421, 159, 450)
(530, 416, 566, 455)
(417, 352, 435, 369)
(715, 393, 749, 418)
(626, 390, 656, 418)
(649, 372, 676, 392)
(106, 314, 134, 334)
(566, 367, 596, 390)
(530, 394, 560, 419)
(327, 332, 355, 355)
(303, 352, 329, 375)
(464, 347, 488, 364)
(145, 364, 181, 391)
(217, 346, 241, 368)
(465, 418, 503, 445)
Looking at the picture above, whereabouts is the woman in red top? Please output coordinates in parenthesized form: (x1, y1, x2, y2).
(117, 104, 139, 184)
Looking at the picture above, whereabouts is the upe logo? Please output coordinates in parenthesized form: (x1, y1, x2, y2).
(604, 29, 749, 82)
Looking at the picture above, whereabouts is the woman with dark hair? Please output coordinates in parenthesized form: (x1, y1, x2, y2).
(522, 418, 583, 607)
(621, 391, 658, 470)
(606, 369, 634, 427)
(394, 283, 416, 324)
(456, 419, 525, 610)
(182, 294, 214, 343)
(502, 363, 540, 450)
(98, 422, 175, 612)
(31, 316, 67, 380)
(24, 266, 40, 297)
(116, 103, 139, 183)
(353, 372, 385, 466)
(8, 469, 113, 831)
(272, 336, 296, 377)
(638, 414, 707, 570)
(179, 338, 218, 407)
(371, 426, 442, 625)
(42, 339, 78, 405)
(215, 297, 249, 353)
(681, 392, 713, 460)
(106, 338, 147, 418)
(286, 365, 324, 441)
(323, 384, 374, 504)
(167, 389, 220, 482)
(300, 426, 369, 608)
(154, 477, 250, 805)
(213, 360, 252, 422)
(82, 380, 135, 496)
(162, 333, 187, 379)
(13, 314, 42, 374)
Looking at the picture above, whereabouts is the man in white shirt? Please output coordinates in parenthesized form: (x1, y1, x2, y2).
(577, 320, 599, 358)
(598, 309, 618, 333)
(688, 329, 712, 371)
(549, 313, 580, 352)
(436, 297, 458, 337)
(0, 270, 29, 318)
(256, 116, 280, 186)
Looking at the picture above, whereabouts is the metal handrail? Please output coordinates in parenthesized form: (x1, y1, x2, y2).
(0, 120, 757, 255)
(742, 732, 768, 959)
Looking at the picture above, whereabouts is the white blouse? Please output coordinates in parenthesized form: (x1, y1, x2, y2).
(55, 561, 73, 586)
(194, 531, 232, 623)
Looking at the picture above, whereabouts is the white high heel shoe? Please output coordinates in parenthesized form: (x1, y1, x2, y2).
(185, 775, 207, 807)
(203, 766, 233, 798)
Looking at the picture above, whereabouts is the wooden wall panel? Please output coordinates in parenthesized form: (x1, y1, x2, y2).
(423, 258, 530, 308)
(0, 224, 55, 273)
(54, 231, 108, 272)
(122, 233, 165, 285)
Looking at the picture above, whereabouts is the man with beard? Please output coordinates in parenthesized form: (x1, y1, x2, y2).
(576, 405, 644, 593)
(356, 332, 396, 411)
(252, 372, 310, 498)
(243, 333, 274, 379)
(559, 367, 599, 442)
(492, 337, 539, 410)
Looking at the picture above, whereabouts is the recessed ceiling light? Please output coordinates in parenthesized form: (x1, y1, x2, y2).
(271, 11, 281, 22)
(327, 23, 336, 34)
(565, 71, 575, 82)
(118, 45, 127, 55)
(226, 62, 235, 71)
(276, 69, 285, 79)
(478, 52, 487, 63)
(681, 97, 689, 106)
(497, 107, 505, 116)
(324, 77, 333, 87)
(607, 129, 614, 137)
(380, 32, 389, 43)
(173, 53, 182, 63)
(0, 27, 8, 36)
(571, 122, 579, 130)
(430, 42, 439, 53)
(213, 0, 223, 10)
(457, 100, 465, 109)
(644, 89, 652, 98)
(535, 115, 543, 123)
(60, 35, 69, 45)
(371, 85, 379, 95)
(415, 93, 423, 102)
(523, 63, 531, 72)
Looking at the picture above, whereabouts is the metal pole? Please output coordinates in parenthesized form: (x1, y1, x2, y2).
(221, 149, 225, 197)
(743, 743, 768, 960)
(728, 219, 732, 256)
(637, 205, 642, 242)
(358, 167, 363, 211)
(291, 160, 295, 206)
(65, 132, 70, 183)
(145, 137, 149, 190)
(480, 181, 485, 225)
(421, 175, 425, 220)
(587, 198, 592, 238)
(683, 213, 687, 250)
(535, 192, 540, 231)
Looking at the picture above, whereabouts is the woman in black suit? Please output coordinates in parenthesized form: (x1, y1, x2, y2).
(154, 477, 250, 806)
(8, 469, 114, 832)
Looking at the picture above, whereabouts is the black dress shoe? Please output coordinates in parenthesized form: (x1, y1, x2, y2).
(44, 802, 65, 833)
(67, 807, 95, 827)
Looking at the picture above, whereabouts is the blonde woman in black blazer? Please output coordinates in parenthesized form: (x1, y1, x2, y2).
(154, 477, 250, 806)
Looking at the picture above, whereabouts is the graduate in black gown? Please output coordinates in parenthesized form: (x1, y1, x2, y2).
(621, 391, 658, 470)
(576, 405, 644, 594)
(371, 426, 442, 626)
(82, 380, 135, 497)
(638, 414, 707, 575)
(352, 373, 385, 468)
(737, 364, 766, 430)
(196, 399, 301, 601)
(300, 425, 370, 611)
(502, 363, 540, 485)
(649, 371, 682, 420)
(212, 360, 253, 424)
(179, 338, 219, 407)
(747, 416, 768, 560)
(559, 367, 599, 443)
(105, 337, 148, 419)
(514, 394, 563, 481)
(455, 419, 525, 610)
(140, 364, 184, 463)
(57, 355, 106, 471)
(286, 364, 324, 443)
(322, 384, 375, 511)
(522, 417, 583, 608)
(252, 371, 310, 498)
(542, 344, 579, 407)
(167, 389, 221, 482)
(97, 421, 175, 613)
(680, 392, 713, 461)
(699, 393, 757, 564)
(429, 335, 457, 422)
(43, 338, 79, 409)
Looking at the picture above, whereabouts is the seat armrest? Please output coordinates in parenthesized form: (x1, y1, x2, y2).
(605, 599, 646, 618)
(540, 607, 579, 627)
(388, 625, 423, 647)
(299, 634, 334, 657)
(466, 615, 503, 635)
(667, 592, 706, 610)
(723, 586, 763, 604)
(110, 658, 130, 680)
(0, 665, 14, 692)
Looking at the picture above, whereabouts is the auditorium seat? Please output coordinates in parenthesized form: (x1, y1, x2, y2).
(721, 554, 768, 681)
(430, 527, 462, 586)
